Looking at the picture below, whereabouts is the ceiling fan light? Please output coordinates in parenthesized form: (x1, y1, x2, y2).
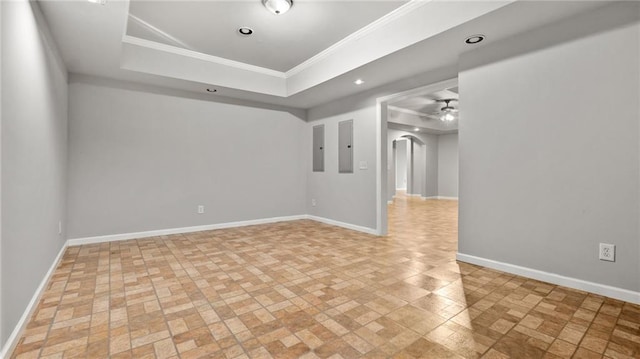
(262, 0, 292, 15)
(441, 113, 455, 122)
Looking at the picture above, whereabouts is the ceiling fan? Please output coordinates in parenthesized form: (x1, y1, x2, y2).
(426, 99, 458, 122)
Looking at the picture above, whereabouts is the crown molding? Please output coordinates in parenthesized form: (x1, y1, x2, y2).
(122, 35, 287, 79)
(285, 0, 432, 78)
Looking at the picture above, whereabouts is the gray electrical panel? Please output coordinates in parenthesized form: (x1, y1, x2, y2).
(338, 120, 353, 173)
(312, 125, 324, 172)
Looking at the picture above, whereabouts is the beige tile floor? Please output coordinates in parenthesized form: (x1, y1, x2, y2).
(10, 194, 640, 358)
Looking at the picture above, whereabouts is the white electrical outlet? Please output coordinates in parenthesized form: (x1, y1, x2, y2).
(599, 243, 615, 262)
(197, 205, 205, 214)
(311, 199, 317, 207)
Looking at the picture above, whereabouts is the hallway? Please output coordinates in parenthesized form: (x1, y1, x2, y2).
(388, 192, 458, 263)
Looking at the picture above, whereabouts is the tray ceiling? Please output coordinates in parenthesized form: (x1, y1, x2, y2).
(127, 1, 408, 72)
(37, 0, 612, 109)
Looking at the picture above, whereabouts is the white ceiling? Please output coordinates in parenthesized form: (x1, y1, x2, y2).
(390, 89, 459, 119)
(127, 1, 407, 72)
(388, 88, 459, 133)
(37, 0, 610, 109)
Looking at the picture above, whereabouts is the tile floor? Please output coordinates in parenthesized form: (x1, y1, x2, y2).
(9, 194, 640, 358)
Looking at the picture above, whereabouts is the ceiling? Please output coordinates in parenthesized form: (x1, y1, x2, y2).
(37, 0, 610, 109)
(127, 1, 407, 72)
(391, 88, 459, 119)
(388, 88, 459, 134)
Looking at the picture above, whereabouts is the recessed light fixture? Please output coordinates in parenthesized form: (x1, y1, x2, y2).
(354, 79, 364, 85)
(87, 0, 106, 5)
(206, 88, 218, 93)
(238, 27, 253, 36)
(414, 127, 420, 132)
(465, 34, 485, 44)
(262, 0, 293, 15)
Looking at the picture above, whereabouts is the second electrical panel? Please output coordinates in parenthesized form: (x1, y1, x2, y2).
(338, 120, 353, 173)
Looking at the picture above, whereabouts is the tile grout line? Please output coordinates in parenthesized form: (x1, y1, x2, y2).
(29, 246, 79, 359)
(132, 237, 182, 358)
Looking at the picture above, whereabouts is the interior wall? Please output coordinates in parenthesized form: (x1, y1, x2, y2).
(437, 133, 458, 198)
(389, 141, 395, 199)
(409, 140, 424, 196)
(305, 107, 377, 229)
(1, 0, 68, 347)
(306, 66, 456, 233)
(67, 78, 307, 239)
(458, 2, 640, 292)
(395, 139, 408, 190)
(0, 0, 4, 345)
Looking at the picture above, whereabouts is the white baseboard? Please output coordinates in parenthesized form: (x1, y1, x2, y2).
(456, 253, 640, 305)
(422, 196, 458, 200)
(67, 214, 380, 246)
(1, 242, 68, 358)
(306, 215, 379, 236)
(67, 215, 309, 246)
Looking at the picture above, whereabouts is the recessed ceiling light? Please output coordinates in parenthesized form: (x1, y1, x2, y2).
(87, 0, 106, 5)
(238, 27, 253, 36)
(206, 88, 218, 93)
(262, 0, 293, 15)
(465, 34, 485, 44)
(414, 127, 420, 132)
(354, 79, 364, 85)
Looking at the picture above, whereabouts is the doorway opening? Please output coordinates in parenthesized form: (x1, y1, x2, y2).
(390, 135, 426, 199)
(375, 78, 459, 236)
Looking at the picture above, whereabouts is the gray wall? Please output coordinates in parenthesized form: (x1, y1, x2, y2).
(305, 107, 378, 229)
(409, 140, 422, 196)
(305, 66, 456, 232)
(437, 134, 458, 198)
(395, 139, 408, 190)
(67, 79, 307, 239)
(1, 1, 68, 346)
(458, 3, 640, 291)
(423, 134, 439, 198)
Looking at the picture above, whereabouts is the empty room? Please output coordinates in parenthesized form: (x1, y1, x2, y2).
(1, 0, 639, 358)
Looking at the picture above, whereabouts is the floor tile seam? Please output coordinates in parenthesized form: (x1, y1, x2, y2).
(111, 241, 139, 357)
(100, 241, 113, 358)
(586, 304, 625, 357)
(109, 240, 155, 355)
(80, 242, 113, 357)
(129, 239, 182, 358)
(31, 246, 82, 359)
